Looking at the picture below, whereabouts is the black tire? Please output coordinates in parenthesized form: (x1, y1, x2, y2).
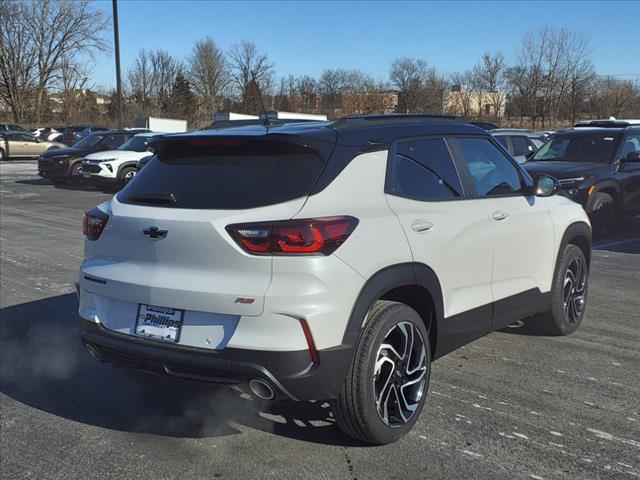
(589, 192, 615, 239)
(333, 300, 431, 445)
(0, 147, 6, 161)
(119, 166, 137, 186)
(69, 162, 84, 186)
(535, 244, 589, 336)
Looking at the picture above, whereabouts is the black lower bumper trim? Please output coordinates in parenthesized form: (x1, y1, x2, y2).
(80, 318, 356, 401)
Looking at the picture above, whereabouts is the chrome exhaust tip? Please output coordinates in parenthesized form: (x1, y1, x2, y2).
(248, 378, 275, 400)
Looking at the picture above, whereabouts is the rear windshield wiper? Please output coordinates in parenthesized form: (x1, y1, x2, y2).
(128, 192, 178, 206)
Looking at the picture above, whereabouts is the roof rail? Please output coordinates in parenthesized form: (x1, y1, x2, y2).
(341, 114, 463, 121)
(334, 114, 464, 128)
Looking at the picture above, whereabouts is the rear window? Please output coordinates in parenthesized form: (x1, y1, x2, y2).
(118, 138, 325, 209)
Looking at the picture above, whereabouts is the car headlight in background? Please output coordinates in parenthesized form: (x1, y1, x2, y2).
(558, 177, 586, 197)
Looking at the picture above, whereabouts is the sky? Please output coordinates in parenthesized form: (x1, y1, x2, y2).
(90, 0, 640, 91)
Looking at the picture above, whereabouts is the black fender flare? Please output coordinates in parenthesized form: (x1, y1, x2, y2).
(555, 221, 592, 276)
(585, 180, 621, 212)
(341, 262, 444, 346)
(68, 157, 84, 174)
(117, 161, 139, 179)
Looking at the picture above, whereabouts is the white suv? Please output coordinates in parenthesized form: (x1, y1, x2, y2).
(81, 132, 162, 186)
(78, 116, 591, 444)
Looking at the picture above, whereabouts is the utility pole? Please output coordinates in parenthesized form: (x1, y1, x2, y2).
(112, 0, 124, 129)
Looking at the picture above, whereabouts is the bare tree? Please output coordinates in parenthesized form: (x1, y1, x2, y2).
(317, 68, 349, 118)
(389, 58, 428, 113)
(127, 49, 154, 114)
(56, 56, 92, 124)
(447, 71, 475, 118)
(472, 52, 507, 121)
(127, 49, 182, 116)
(588, 77, 640, 118)
(227, 41, 274, 113)
(0, 1, 38, 122)
(22, 0, 109, 122)
(187, 37, 229, 120)
(295, 75, 317, 112)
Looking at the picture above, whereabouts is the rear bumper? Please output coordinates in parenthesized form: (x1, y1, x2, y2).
(80, 318, 355, 401)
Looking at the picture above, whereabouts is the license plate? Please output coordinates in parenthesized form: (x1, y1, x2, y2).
(135, 304, 184, 343)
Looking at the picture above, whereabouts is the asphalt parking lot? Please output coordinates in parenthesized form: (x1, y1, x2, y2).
(1, 160, 639, 480)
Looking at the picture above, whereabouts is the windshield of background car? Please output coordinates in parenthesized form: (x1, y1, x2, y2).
(118, 135, 154, 152)
(72, 134, 103, 149)
(532, 132, 622, 163)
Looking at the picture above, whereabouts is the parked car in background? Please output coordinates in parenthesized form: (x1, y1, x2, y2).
(0, 123, 26, 132)
(32, 127, 62, 142)
(82, 132, 164, 188)
(38, 129, 149, 184)
(524, 124, 640, 237)
(0, 131, 65, 160)
(135, 154, 154, 170)
(79, 115, 592, 445)
(574, 118, 640, 128)
(60, 126, 110, 146)
(491, 129, 547, 163)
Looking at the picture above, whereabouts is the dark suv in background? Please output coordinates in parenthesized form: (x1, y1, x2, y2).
(524, 122, 640, 237)
(60, 126, 110, 146)
(38, 129, 148, 185)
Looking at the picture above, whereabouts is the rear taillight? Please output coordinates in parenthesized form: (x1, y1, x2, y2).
(226, 216, 358, 256)
(82, 207, 109, 240)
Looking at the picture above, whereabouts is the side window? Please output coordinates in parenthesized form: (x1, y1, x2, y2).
(512, 136, 533, 156)
(454, 137, 523, 197)
(390, 137, 463, 200)
(20, 134, 36, 142)
(620, 133, 640, 158)
(103, 135, 125, 149)
(495, 135, 510, 150)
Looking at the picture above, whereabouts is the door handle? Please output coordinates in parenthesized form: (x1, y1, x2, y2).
(491, 210, 509, 221)
(411, 220, 434, 232)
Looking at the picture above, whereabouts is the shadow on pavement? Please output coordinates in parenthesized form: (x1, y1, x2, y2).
(0, 294, 360, 446)
(15, 178, 116, 193)
(592, 214, 640, 255)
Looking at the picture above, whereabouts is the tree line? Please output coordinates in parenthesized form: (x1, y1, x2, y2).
(2, 0, 639, 129)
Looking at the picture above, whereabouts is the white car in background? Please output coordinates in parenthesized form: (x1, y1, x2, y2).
(81, 132, 163, 187)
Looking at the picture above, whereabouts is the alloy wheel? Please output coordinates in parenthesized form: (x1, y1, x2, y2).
(563, 257, 587, 324)
(373, 321, 427, 427)
(124, 170, 136, 183)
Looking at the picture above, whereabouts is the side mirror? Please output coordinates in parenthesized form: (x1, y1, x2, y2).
(622, 151, 640, 162)
(530, 174, 559, 197)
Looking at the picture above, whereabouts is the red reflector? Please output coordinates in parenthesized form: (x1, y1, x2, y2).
(299, 318, 319, 364)
(82, 207, 109, 240)
(234, 297, 255, 304)
(226, 216, 358, 256)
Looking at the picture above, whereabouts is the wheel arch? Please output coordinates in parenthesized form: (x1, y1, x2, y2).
(586, 180, 621, 212)
(342, 262, 444, 360)
(557, 221, 592, 271)
(117, 161, 139, 178)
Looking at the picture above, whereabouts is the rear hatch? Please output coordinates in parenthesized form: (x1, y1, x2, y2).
(81, 131, 336, 326)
